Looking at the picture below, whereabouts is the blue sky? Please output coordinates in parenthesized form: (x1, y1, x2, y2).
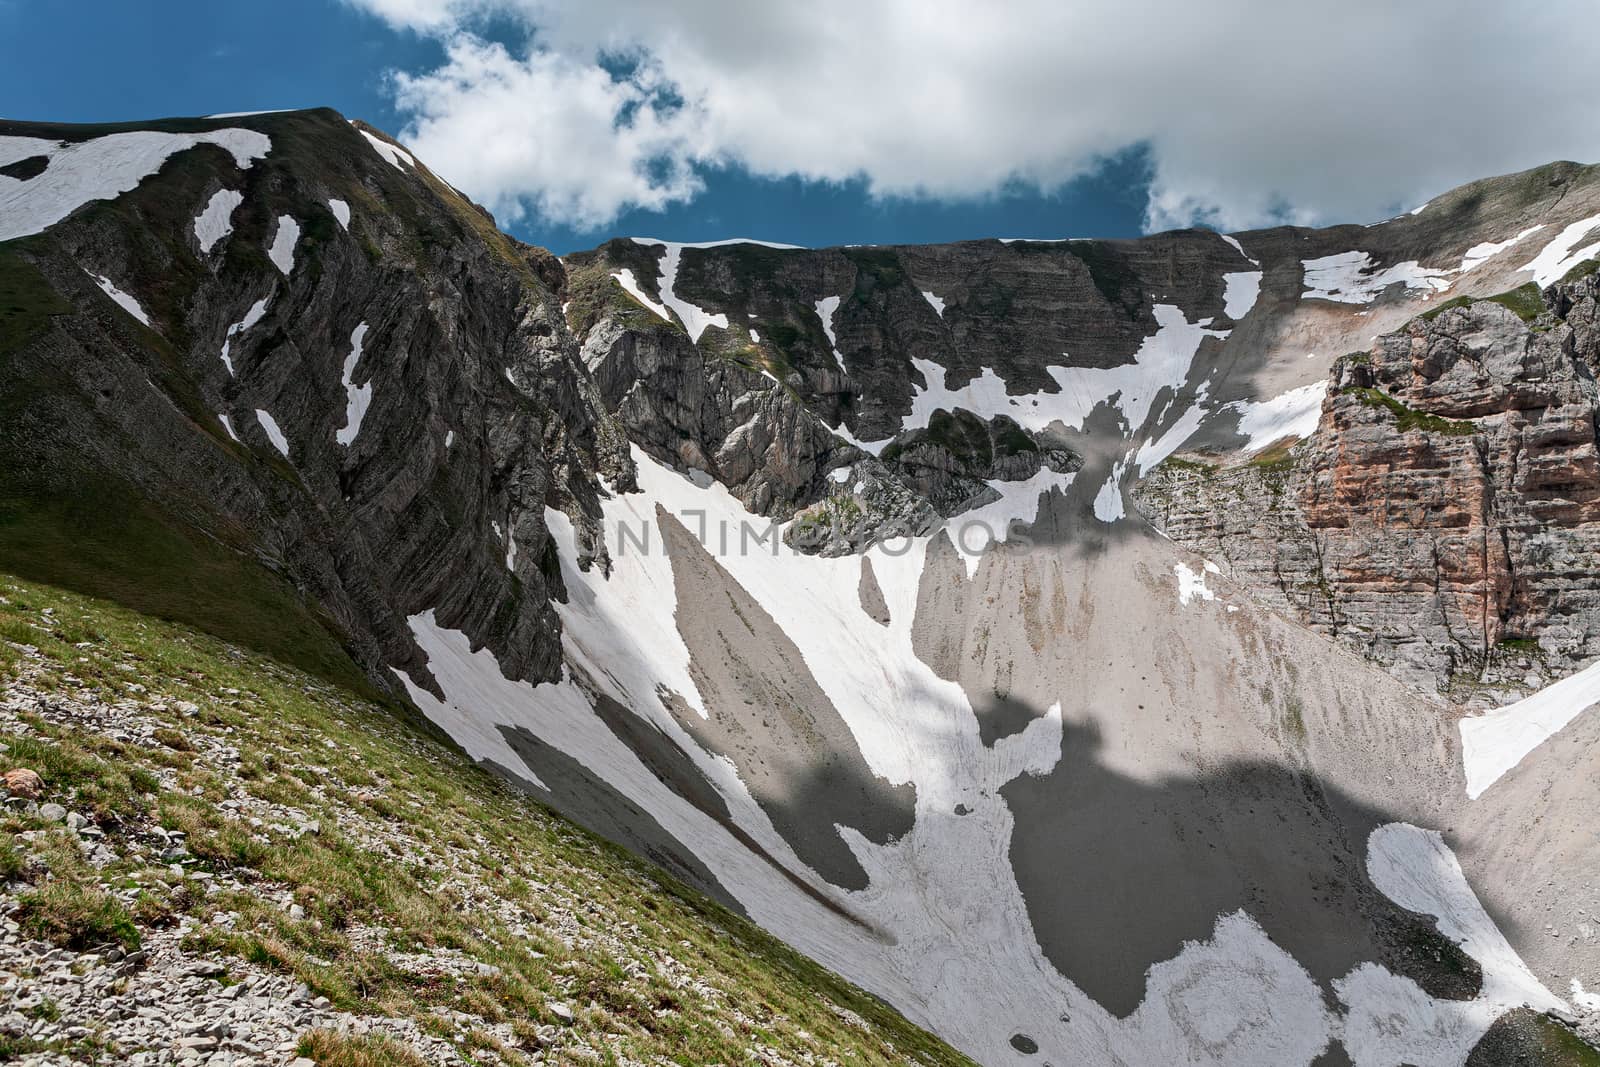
(0, 0, 1149, 254)
(5, 2, 1598, 255)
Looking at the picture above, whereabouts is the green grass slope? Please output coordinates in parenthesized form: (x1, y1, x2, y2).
(0, 573, 972, 1066)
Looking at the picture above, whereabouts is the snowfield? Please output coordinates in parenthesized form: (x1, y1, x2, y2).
(335, 323, 372, 446)
(89, 273, 150, 326)
(193, 188, 243, 254)
(0, 128, 270, 243)
(1459, 657, 1600, 799)
(396, 443, 1564, 1065)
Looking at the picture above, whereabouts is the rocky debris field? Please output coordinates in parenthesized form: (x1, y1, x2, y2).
(0, 575, 970, 1067)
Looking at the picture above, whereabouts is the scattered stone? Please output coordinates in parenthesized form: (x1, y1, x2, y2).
(38, 801, 67, 823)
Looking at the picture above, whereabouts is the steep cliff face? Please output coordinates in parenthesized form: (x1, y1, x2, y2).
(1136, 269, 1600, 700)
(0, 110, 631, 697)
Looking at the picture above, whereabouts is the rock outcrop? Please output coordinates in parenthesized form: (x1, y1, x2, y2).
(1137, 269, 1600, 700)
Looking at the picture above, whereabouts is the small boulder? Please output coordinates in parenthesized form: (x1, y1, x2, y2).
(1, 768, 43, 799)
(547, 1001, 575, 1025)
(38, 802, 67, 823)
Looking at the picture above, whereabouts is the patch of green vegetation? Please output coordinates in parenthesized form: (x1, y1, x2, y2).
(1466, 1009, 1600, 1067)
(1346, 387, 1479, 436)
(297, 1029, 429, 1067)
(1248, 440, 1298, 472)
(1156, 456, 1219, 477)
(16, 881, 141, 951)
(0, 470, 378, 701)
(0, 243, 72, 356)
(0, 574, 976, 1067)
(1419, 282, 1545, 324)
(1561, 257, 1599, 285)
(1497, 636, 1542, 653)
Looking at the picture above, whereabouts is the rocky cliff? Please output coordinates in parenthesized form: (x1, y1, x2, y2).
(1136, 266, 1600, 701)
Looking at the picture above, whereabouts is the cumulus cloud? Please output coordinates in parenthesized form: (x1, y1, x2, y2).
(353, 0, 1600, 234)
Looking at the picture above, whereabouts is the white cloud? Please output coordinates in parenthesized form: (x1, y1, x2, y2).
(354, 0, 1600, 234)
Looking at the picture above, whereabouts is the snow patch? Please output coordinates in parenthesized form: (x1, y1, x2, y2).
(1174, 562, 1216, 605)
(90, 274, 150, 326)
(445, 430, 454, 449)
(1301, 251, 1453, 304)
(1092, 460, 1128, 522)
(216, 414, 240, 442)
(749, 327, 761, 343)
(1459, 225, 1544, 273)
(1572, 979, 1600, 1013)
(254, 409, 289, 458)
(1521, 213, 1600, 287)
(1459, 656, 1600, 799)
(335, 323, 372, 446)
(357, 127, 416, 171)
(193, 188, 242, 253)
(1222, 271, 1263, 319)
(1229, 382, 1328, 452)
(921, 290, 946, 317)
(1338, 824, 1566, 1064)
(267, 216, 299, 275)
(815, 295, 844, 364)
(219, 298, 269, 377)
(0, 128, 270, 243)
(629, 239, 729, 342)
(328, 198, 351, 230)
(1220, 233, 1259, 266)
(612, 268, 670, 321)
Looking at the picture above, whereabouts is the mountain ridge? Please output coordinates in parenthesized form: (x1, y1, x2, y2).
(3, 106, 1600, 1065)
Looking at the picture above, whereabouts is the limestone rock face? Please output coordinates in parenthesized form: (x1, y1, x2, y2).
(1137, 273, 1600, 700)
(0, 110, 634, 692)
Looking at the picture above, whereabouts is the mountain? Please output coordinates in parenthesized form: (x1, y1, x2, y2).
(2, 107, 1599, 1065)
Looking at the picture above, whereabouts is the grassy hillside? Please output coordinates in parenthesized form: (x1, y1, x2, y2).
(0, 572, 972, 1066)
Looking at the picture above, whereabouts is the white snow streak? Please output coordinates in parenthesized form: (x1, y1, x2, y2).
(1458, 225, 1544, 273)
(328, 198, 351, 230)
(335, 323, 372, 446)
(219, 298, 269, 377)
(1520, 213, 1600, 287)
(1220, 233, 1259, 266)
(0, 128, 270, 243)
(267, 215, 299, 275)
(629, 239, 729, 342)
(1229, 381, 1328, 452)
(611, 268, 670, 321)
(814, 295, 844, 364)
(216, 413, 240, 442)
(921, 289, 946, 317)
(357, 127, 417, 171)
(254, 409, 290, 457)
(90, 274, 150, 326)
(1459, 656, 1600, 799)
(193, 188, 243, 253)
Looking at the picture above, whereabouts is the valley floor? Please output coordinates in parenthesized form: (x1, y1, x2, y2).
(0, 573, 971, 1067)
